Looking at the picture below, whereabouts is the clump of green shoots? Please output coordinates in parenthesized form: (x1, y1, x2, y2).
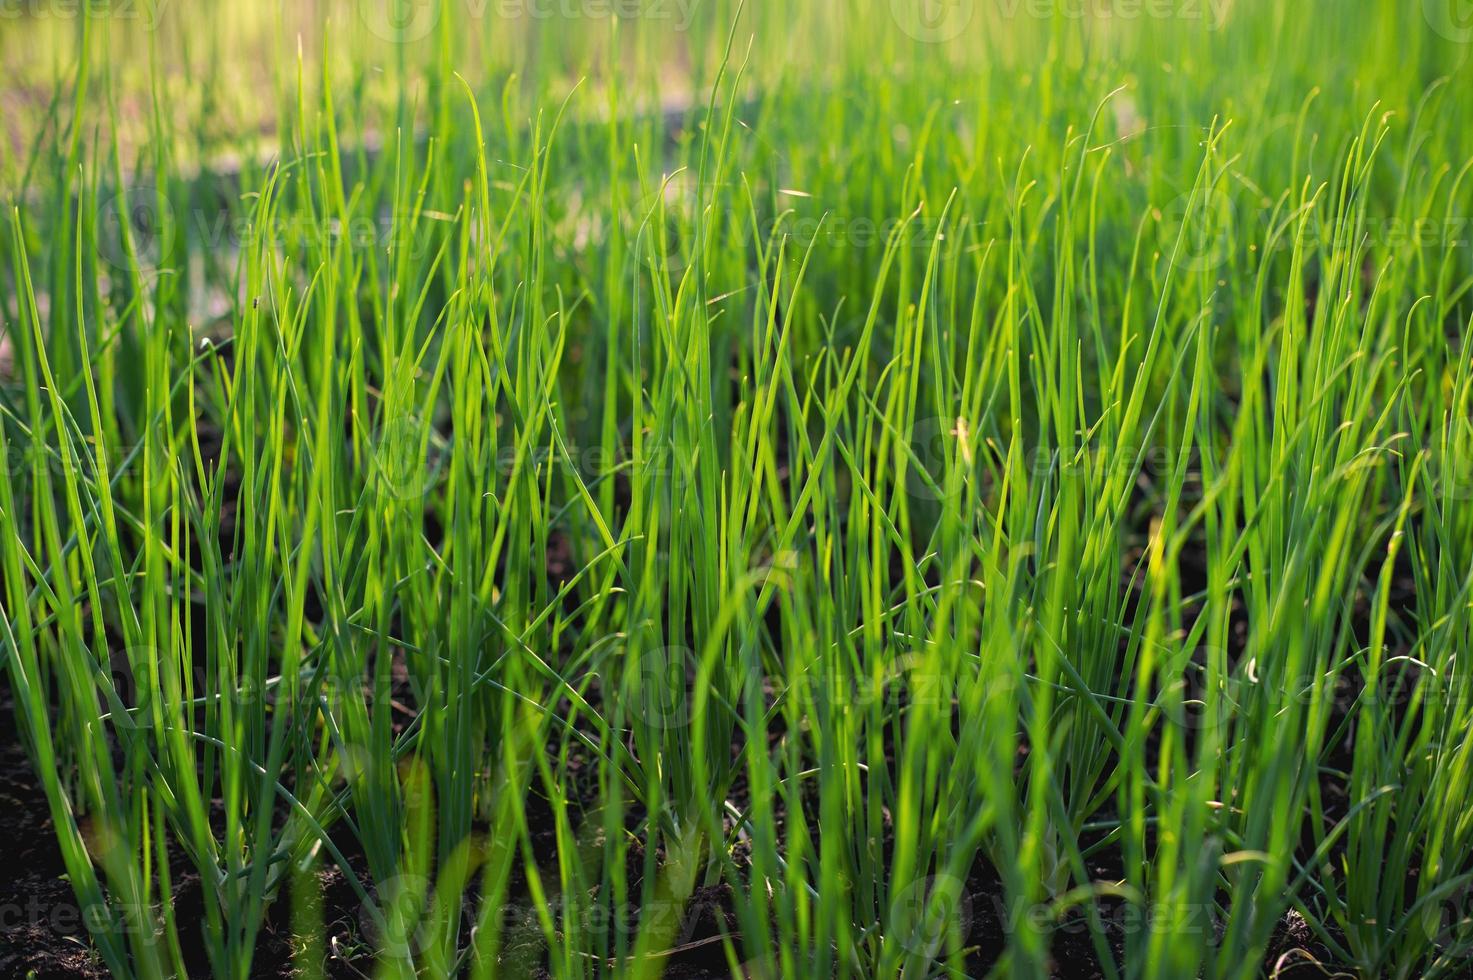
(2, 1, 1472, 978)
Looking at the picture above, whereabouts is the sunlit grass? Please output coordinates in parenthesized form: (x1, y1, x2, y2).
(2, 2, 1472, 978)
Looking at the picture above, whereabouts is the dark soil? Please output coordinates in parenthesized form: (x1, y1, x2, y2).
(0, 475, 1438, 979)
(0, 662, 1424, 979)
(0, 699, 111, 980)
